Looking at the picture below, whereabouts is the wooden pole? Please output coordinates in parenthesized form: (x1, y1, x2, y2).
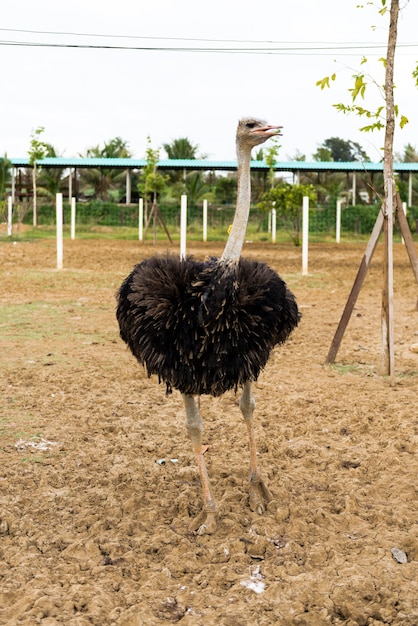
(326, 209, 384, 364)
(326, 191, 418, 366)
(327, 1, 402, 377)
(380, 0, 399, 383)
(381, 184, 395, 381)
(401, 201, 407, 244)
(143, 201, 173, 244)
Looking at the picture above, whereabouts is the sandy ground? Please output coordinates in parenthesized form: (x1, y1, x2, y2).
(1, 236, 418, 625)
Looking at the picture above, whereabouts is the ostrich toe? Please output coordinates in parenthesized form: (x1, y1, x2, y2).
(249, 477, 274, 515)
(189, 509, 218, 535)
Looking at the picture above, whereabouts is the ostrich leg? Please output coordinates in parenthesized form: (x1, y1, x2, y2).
(183, 394, 218, 535)
(240, 381, 274, 514)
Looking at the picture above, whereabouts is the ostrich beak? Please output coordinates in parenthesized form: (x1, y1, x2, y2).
(255, 125, 283, 138)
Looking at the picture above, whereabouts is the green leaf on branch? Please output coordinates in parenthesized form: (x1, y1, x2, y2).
(413, 65, 418, 88)
(315, 74, 336, 90)
(359, 121, 384, 132)
(349, 74, 367, 101)
(399, 115, 409, 129)
(333, 103, 352, 114)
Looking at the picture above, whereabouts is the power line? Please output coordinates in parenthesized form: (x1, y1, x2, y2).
(0, 39, 416, 55)
(0, 27, 416, 54)
(0, 26, 399, 46)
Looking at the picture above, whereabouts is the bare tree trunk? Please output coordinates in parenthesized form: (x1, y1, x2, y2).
(381, 0, 399, 383)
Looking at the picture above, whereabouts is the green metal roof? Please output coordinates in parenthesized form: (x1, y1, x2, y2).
(8, 157, 418, 173)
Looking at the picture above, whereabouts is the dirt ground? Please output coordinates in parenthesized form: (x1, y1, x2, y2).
(1, 236, 418, 625)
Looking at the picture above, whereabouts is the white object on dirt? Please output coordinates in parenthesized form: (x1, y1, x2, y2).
(15, 437, 59, 452)
(241, 565, 265, 594)
(391, 548, 408, 564)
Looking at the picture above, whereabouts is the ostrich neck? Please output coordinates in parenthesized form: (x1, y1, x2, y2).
(221, 144, 252, 262)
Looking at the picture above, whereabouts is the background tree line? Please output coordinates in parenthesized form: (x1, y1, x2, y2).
(1, 132, 418, 242)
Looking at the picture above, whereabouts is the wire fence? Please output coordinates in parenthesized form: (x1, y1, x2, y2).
(2, 200, 418, 239)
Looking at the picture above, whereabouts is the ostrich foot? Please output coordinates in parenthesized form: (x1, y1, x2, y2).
(249, 476, 274, 515)
(189, 509, 218, 535)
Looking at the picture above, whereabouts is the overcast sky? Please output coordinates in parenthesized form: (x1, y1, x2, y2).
(1, 0, 417, 162)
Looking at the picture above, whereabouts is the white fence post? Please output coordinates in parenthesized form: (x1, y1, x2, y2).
(203, 199, 208, 242)
(7, 196, 12, 237)
(336, 199, 341, 243)
(138, 198, 144, 241)
(271, 208, 276, 243)
(180, 195, 187, 260)
(71, 197, 76, 240)
(56, 193, 63, 270)
(302, 196, 309, 275)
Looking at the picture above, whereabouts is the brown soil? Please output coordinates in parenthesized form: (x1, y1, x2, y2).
(1, 237, 418, 625)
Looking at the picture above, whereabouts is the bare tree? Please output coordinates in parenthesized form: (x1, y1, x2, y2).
(320, 0, 418, 380)
(28, 127, 48, 227)
(381, 0, 399, 380)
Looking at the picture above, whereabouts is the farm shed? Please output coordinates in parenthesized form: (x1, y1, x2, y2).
(8, 157, 418, 206)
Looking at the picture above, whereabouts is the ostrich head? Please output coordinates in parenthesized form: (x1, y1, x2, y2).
(236, 117, 282, 151)
(221, 117, 281, 262)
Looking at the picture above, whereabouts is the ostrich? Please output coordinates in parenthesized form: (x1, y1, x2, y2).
(116, 118, 300, 534)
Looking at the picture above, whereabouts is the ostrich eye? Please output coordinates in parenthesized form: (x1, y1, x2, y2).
(246, 122, 256, 129)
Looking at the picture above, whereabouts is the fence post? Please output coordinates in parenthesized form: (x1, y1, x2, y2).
(56, 193, 63, 270)
(138, 198, 144, 241)
(336, 199, 341, 243)
(180, 195, 187, 260)
(302, 196, 309, 275)
(271, 208, 276, 243)
(71, 197, 76, 240)
(203, 199, 208, 242)
(7, 196, 12, 237)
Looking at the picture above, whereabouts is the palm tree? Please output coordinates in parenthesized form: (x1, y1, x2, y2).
(163, 137, 200, 160)
(0, 154, 11, 200)
(79, 137, 131, 201)
(400, 143, 418, 162)
(162, 137, 204, 187)
(38, 144, 65, 199)
(161, 136, 211, 206)
(183, 172, 209, 208)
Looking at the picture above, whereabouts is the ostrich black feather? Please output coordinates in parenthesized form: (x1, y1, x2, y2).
(116, 254, 300, 396)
